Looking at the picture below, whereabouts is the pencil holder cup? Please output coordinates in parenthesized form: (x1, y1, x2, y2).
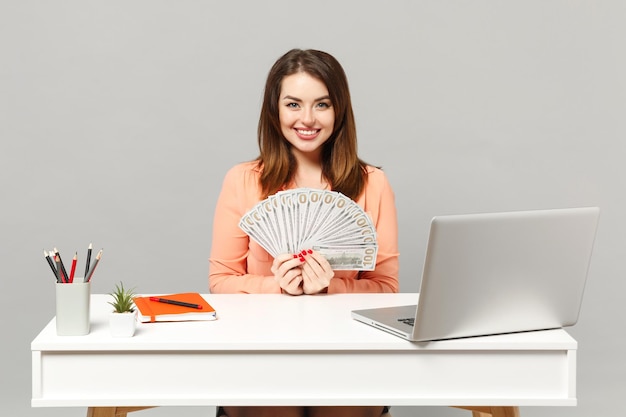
(55, 281, 91, 336)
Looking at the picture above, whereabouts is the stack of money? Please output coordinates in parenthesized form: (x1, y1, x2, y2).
(239, 188, 378, 270)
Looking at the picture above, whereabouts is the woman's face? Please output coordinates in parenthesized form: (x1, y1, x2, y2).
(278, 72, 335, 159)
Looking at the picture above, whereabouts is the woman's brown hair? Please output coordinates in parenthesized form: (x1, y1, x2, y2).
(256, 49, 368, 200)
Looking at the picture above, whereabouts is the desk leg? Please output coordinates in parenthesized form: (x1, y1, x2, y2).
(454, 406, 520, 417)
(86, 407, 155, 417)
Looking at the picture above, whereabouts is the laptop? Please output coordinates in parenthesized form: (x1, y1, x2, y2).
(351, 207, 600, 341)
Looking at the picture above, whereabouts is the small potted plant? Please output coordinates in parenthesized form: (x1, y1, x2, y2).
(108, 281, 137, 337)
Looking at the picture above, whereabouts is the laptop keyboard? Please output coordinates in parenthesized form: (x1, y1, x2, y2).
(398, 318, 414, 326)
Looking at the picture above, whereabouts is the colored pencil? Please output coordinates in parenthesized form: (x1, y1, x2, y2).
(69, 252, 77, 283)
(44, 250, 59, 282)
(54, 254, 63, 283)
(84, 243, 92, 278)
(85, 249, 102, 282)
(53, 248, 69, 283)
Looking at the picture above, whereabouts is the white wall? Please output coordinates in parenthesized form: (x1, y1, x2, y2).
(2, 1, 624, 417)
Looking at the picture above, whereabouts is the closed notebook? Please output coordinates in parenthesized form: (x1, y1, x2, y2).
(133, 293, 217, 323)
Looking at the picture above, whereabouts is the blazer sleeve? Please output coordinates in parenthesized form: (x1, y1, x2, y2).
(327, 168, 400, 293)
(208, 164, 282, 294)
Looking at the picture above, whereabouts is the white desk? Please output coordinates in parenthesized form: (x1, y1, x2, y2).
(32, 294, 577, 417)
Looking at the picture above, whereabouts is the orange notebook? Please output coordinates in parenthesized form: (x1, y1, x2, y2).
(133, 293, 217, 323)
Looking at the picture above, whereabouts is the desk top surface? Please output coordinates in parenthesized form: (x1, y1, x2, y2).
(31, 293, 576, 352)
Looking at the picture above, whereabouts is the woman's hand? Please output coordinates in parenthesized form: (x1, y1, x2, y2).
(300, 249, 334, 294)
(271, 253, 304, 295)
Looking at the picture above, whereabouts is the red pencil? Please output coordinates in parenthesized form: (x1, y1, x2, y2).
(69, 252, 77, 283)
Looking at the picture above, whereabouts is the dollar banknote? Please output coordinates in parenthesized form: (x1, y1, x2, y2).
(313, 245, 378, 271)
(239, 188, 378, 270)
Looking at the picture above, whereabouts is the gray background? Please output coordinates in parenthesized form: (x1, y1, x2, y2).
(2, 1, 624, 417)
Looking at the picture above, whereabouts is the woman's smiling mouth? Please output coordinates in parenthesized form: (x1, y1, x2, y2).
(295, 128, 321, 139)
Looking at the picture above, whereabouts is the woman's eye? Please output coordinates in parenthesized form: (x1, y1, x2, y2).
(286, 102, 299, 108)
(316, 102, 331, 109)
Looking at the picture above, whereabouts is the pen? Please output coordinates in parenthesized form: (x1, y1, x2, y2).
(84, 249, 102, 282)
(44, 250, 59, 282)
(69, 252, 77, 283)
(53, 248, 69, 283)
(84, 243, 92, 278)
(149, 297, 203, 310)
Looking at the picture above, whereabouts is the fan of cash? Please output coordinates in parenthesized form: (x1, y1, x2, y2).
(239, 188, 378, 270)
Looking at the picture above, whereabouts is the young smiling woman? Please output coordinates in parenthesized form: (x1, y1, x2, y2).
(279, 71, 335, 190)
(209, 49, 399, 417)
(279, 72, 335, 163)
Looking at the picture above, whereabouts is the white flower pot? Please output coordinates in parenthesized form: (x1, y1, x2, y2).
(109, 310, 137, 337)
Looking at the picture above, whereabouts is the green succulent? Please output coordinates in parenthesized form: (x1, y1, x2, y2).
(108, 281, 136, 313)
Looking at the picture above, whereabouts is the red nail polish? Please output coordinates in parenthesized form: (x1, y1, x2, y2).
(300, 250, 307, 255)
(299, 256, 305, 262)
(293, 254, 298, 258)
(307, 249, 313, 254)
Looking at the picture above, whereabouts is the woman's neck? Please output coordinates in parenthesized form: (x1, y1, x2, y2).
(293, 172, 329, 190)
(292, 153, 328, 190)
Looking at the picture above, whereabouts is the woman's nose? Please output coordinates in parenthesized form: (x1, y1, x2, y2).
(301, 107, 315, 125)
